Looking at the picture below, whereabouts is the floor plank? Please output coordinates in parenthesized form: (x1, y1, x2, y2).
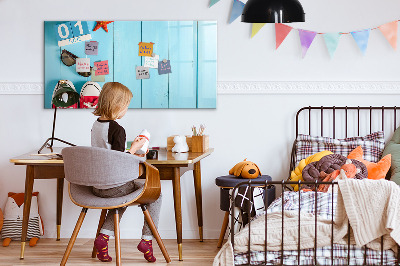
(0, 239, 221, 265)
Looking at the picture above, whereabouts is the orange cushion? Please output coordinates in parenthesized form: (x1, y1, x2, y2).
(347, 146, 391, 180)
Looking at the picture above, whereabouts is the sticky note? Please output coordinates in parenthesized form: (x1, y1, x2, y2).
(138, 42, 154, 56)
(144, 54, 159, 69)
(136, 66, 150, 79)
(91, 69, 105, 82)
(158, 60, 172, 75)
(76, 58, 90, 73)
(94, 60, 109, 75)
(85, 41, 99, 55)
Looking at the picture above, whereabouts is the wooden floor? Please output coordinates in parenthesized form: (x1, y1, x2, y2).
(0, 239, 221, 265)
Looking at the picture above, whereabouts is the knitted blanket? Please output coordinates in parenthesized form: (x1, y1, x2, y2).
(335, 178, 399, 251)
(214, 179, 400, 266)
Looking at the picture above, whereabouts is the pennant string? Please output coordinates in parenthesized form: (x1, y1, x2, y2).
(285, 19, 400, 35)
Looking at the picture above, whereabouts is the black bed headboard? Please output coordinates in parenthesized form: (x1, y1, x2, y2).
(289, 106, 400, 180)
(296, 106, 400, 138)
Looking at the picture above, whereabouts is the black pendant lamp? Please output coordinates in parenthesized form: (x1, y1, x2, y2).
(241, 0, 305, 23)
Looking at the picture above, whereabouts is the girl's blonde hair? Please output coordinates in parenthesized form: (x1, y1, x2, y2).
(93, 82, 133, 120)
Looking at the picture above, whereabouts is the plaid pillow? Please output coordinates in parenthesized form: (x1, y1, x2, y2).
(295, 131, 385, 166)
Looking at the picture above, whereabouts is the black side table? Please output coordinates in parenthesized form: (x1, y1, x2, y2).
(215, 175, 275, 248)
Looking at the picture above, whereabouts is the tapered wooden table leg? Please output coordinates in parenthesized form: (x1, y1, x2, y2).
(217, 211, 230, 248)
(56, 178, 64, 241)
(92, 209, 107, 258)
(193, 161, 204, 242)
(172, 167, 183, 261)
(20, 165, 34, 259)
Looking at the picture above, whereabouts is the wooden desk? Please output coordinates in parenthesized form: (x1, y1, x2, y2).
(10, 147, 213, 261)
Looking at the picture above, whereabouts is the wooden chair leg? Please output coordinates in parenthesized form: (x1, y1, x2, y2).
(60, 208, 88, 266)
(217, 211, 230, 248)
(114, 210, 121, 266)
(91, 209, 108, 258)
(141, 205, 171, 263)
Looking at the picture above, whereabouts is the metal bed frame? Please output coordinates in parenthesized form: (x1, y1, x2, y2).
(230, 106, 400, 266)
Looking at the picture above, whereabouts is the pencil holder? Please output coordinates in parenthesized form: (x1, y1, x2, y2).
(191, 135, 209, 153)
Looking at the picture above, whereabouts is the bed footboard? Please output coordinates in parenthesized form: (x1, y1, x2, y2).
(230, 180, 400, 266)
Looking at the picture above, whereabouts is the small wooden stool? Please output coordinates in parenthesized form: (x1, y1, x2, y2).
(215, 175, 275, 248)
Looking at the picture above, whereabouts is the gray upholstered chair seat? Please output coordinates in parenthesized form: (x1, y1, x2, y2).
(69, 180, 145, 208)
(61, 146, 170, 265)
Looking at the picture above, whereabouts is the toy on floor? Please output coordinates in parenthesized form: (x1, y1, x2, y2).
(229, 159, 261, 179)
(1, 192, 44, 247)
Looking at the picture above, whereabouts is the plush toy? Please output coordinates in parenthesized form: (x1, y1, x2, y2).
(348, 146, 391, 180)
(80, 81, 101, 108)
(289, 150, 333, 191)
(229, 159, 261, 179)
(1, 192, 43, 247)
(172, 135, 189, 153)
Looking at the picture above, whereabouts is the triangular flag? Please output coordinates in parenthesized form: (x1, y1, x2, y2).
(229, 0, 245, 24)
(351, 29, 370, 55)
(323, 33, 341, 58)
(275, 23, 293, 49)
(378, 21, 397, 50)
(298, 29, 317, 58)
(209, 0, 220, 7)
(251, 23, 266, 38)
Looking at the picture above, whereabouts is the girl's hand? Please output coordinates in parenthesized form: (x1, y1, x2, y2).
(134, 148, 149, 157)
(129, 137, 147, 155)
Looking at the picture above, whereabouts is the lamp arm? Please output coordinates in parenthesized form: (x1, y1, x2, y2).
(37, 107, 76, 154)
(50, 107, 57, 148)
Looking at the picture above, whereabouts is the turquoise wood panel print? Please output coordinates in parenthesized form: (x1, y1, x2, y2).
(44, 21, 217, 109)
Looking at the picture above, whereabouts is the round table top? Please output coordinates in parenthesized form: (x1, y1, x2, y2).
(215, 175, 272, 188)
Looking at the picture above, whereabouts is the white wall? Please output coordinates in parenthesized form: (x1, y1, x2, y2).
(1, 0, 400, 239)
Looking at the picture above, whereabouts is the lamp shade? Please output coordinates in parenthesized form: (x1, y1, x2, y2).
(241, 0, 305, 23)
(52, 80, 80, 108)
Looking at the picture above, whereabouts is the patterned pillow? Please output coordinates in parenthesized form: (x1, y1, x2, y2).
(294, 131, 385, 166)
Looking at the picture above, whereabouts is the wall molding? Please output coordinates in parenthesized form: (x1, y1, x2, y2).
(217, 81, 400, 94)
(1, 81, 400, 95)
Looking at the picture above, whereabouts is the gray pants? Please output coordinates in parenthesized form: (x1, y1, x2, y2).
(92, 180, 162, 240)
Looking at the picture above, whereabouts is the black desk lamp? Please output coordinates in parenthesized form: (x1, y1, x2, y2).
(38, 80, 80, 154)
(241, 0, 305, 23)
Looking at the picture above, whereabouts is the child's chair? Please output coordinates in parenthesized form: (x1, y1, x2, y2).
(60, 146, 171, 265)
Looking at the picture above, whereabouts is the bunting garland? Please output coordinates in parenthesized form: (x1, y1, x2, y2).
(323, 33, 341, 58)
(351, 29, 370, 55)
(298, 30, 317, 58)
(251, 23, 266, 38)
(209, 0, 220, 7)
(229, 0, 245, 24)
(378, 21, 397, 50)
(275, 23, 292, 49)
(208, 2, 399, 58)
